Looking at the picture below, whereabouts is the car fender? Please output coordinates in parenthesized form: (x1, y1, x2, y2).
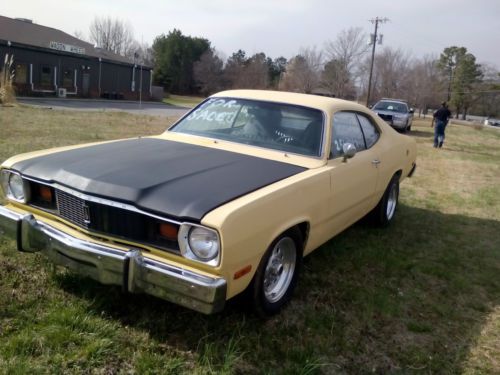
(202, 167, 331, 298)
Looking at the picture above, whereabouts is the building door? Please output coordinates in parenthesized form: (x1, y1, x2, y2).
(82, 73, 90, 97)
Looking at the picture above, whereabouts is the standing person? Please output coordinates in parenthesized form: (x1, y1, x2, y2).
(432, 102, 452, 148)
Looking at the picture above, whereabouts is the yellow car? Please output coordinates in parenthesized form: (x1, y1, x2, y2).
(0, 90, 416, 315)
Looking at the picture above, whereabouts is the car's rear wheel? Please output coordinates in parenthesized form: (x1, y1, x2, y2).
(250, 228, 302, 316)
(371, 174, 400, 226)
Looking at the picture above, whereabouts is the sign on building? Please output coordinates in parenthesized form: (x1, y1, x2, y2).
(49, 41, 85, 55)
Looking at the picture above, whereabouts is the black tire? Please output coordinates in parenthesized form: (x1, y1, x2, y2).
(407, 122, 412, 132)
(249, 227, 303, 317)
(371, 174, 400, 227)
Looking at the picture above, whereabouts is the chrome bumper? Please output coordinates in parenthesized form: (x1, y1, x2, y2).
(0, 205, 226, 314)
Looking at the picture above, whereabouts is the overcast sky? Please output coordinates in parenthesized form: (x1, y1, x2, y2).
(2, 0, 499, 66)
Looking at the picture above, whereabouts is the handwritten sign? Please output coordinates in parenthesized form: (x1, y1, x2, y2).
(185, 99, 239, 126)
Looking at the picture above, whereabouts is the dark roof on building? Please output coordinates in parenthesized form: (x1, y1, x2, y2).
(0, 15, 139, 66)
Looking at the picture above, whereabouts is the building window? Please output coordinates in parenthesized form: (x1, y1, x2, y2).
(40, 66, 52, 86)
(14, 63, 28, 84)
(63, 68, 74, 87)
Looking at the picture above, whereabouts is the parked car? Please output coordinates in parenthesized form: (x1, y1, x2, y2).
(0, 90, 417, 315)
(372, 98, 414, 132)
(484, 118, 500, 127)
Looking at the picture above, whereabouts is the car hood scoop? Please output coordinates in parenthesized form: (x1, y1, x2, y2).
(12, 138, 306, 221)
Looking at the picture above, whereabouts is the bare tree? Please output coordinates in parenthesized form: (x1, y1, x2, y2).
(240, 53, 269, 89)
(407, 55, 441, 116)
(126, 40, 153, 66)
(89, 16, 135, 57)
(194, 49, 224, 95)
(325, 27, 369, 73)
(223, 51, 270, 89)
(223, 49, 247, 88)
(323, 27, 369, 98)
(321, 59, 355, 99)
(358, 47, 413, 103)
(280, 47, 322, 93)
(474, 63, 500, 117)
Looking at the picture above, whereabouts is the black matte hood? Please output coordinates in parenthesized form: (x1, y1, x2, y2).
(12, 138, 306, 221)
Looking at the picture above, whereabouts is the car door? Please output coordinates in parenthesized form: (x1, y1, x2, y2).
(327, 111, 381, 234)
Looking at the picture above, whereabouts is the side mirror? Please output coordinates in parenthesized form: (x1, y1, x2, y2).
(409, 108, 414, 114)
(342, 143, 356, 162)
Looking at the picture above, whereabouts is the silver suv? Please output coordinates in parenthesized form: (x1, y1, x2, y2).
(372, 99, 414, 132)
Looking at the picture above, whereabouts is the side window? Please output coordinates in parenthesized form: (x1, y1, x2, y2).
(331, 112, 366, 158)
(357, 114, 380, 148)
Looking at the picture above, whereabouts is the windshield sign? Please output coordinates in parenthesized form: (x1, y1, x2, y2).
(170, 98, 324, 157)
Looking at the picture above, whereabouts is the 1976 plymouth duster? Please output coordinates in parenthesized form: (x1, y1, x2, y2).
(0, 90, 416, 315)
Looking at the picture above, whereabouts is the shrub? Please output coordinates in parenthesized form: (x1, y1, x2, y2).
(0, 53, 16, 105)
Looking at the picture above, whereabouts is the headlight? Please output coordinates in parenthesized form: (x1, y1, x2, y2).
(188, 227, 219, 260)
(9, 174, 25, 200)
(1, 170, 29, 203)
(178, 224, 220, 265)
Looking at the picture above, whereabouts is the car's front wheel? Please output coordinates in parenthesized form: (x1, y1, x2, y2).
(250, 228, 302, 316)
(371, 174, 400, 226)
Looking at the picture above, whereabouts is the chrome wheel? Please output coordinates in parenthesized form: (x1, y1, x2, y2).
(263, 237, 296, 303)
(386, 183, 398, 220)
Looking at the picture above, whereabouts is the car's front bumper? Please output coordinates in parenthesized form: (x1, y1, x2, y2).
(390, 119, 408, 129)
(384, 117, 409, 129)
(376, 113, 409, 129)
(0, 205, 227, 314)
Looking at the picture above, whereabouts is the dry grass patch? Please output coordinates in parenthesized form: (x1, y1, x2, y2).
(0, 106, 173, 161)
(463, 306, 500, 374)
(404, 118, 500, 219)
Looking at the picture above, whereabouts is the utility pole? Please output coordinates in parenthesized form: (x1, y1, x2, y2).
(366, 17, 389, 107)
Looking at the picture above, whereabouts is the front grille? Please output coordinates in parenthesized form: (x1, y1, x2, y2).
(30, 184, 180, 253)
(55, 190, 89, 228)
(378, 113, 393, 122)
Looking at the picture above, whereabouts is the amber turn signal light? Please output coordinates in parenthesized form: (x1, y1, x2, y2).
(39, 185, 53, 202)
(159, 223, 178, 240)
(234, 265, 252, 280)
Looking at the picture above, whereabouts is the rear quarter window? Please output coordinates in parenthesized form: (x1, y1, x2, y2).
(356, 114, 380, 149)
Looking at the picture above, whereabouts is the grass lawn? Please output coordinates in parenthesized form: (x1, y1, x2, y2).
(163, 94, 205, 108)
(0, 106, 499, 374)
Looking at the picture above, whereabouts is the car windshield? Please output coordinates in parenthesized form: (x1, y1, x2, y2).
(373, 101, 408, 113)
(169, 97, 324, 157)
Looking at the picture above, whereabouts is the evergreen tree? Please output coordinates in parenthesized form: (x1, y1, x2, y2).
(438, 46, 482, 118)
(152, 29, 210, 94)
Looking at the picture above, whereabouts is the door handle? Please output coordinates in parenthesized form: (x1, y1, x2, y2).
(372, 159, 381, 166)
